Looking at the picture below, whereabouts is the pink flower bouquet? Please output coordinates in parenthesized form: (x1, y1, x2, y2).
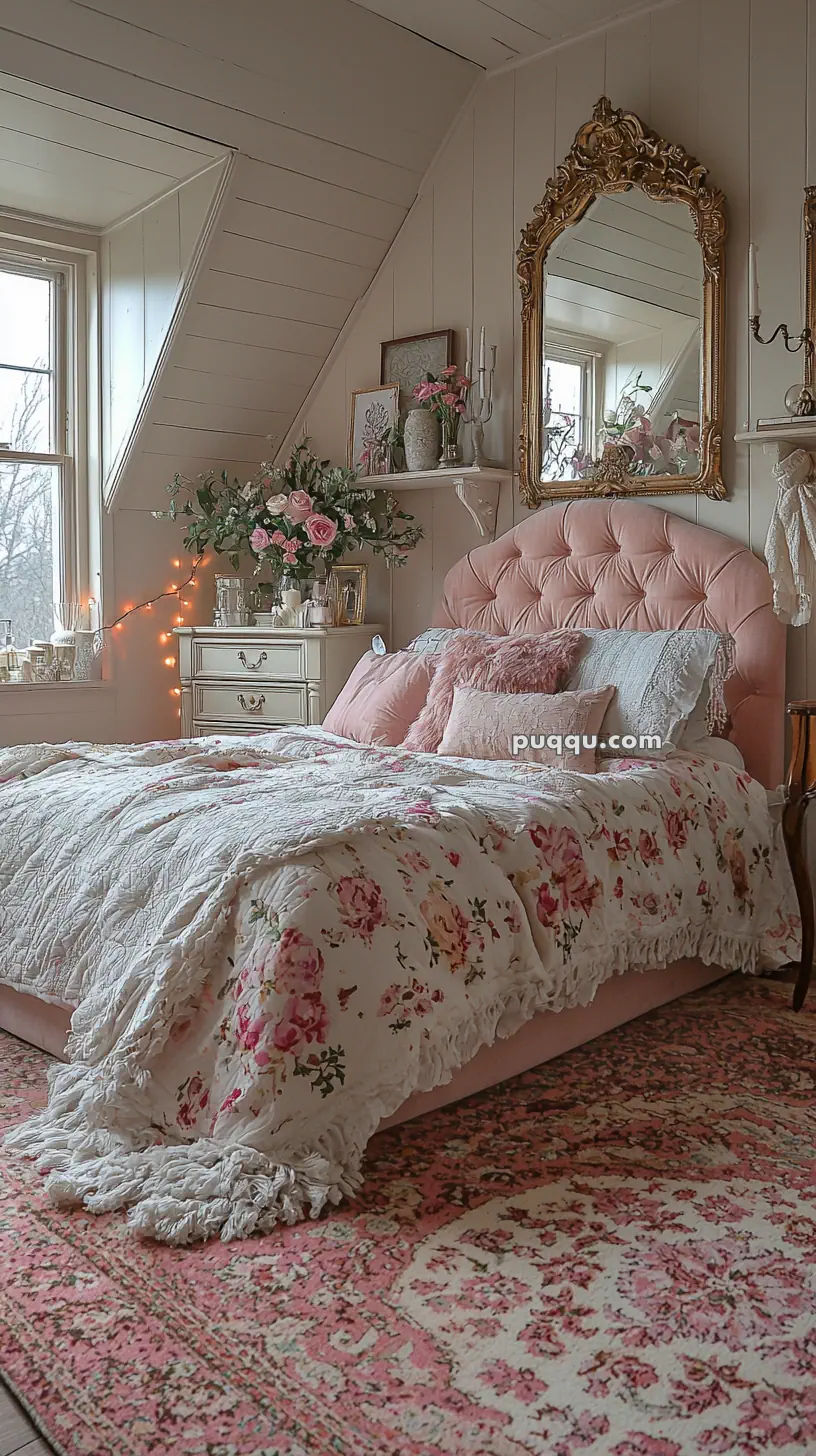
(164, 440, 423, 580)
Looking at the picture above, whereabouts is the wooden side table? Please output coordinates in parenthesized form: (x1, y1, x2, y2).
(782, 701, 816, 1010)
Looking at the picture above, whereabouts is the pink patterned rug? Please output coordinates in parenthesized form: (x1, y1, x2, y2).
(1, 975, 814, 1456)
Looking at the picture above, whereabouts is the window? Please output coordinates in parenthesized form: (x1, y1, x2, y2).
(542, 343, 598, 482)
(0, 254, 75, 647)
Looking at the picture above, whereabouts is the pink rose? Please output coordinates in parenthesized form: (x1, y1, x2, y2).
(304, 513, 338, 548)
(272, 928, 325, 994)
(335, 875, 387, 938)
(272, 992, 328, 1055)
(284, 490, 313, 523)
(250, 527, 271, 552)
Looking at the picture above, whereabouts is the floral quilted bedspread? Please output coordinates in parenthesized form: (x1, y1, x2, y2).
(0, 728, 799, 1244)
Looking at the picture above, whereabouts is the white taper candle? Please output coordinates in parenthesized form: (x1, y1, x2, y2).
(749, 244, 760, 318)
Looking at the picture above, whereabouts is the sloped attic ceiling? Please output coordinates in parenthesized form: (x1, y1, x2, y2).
(0, 0, 479, 508)
(350, 0, 657, 67)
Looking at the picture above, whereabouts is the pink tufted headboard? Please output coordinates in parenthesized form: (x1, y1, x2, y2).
(434, 500, 785, 788)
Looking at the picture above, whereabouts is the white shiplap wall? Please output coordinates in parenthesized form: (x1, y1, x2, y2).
(101, 164, 228, 484)
(288, 0, 816, 710)
(0, 0, 478, 516)
(0, 0, 477, 742)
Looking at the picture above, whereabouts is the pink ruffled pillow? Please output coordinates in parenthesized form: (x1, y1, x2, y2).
(323, 650, 435, 746)
(401, 629, 585, 754)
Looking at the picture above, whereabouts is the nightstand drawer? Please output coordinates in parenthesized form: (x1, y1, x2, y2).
(192, 637, 318, 681)
(193, 681, 308, 726)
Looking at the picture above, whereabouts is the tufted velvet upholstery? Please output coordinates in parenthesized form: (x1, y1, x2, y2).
(434, 500, 785, 788)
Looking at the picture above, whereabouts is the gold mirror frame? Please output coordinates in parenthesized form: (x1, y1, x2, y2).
(805, 186, 816, 397)
(518, 97, 727, 506)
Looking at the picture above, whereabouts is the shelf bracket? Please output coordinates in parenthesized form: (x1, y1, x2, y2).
(452, 474, 501, 540)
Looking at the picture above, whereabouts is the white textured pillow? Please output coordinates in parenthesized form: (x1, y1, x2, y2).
(437, 683, 616, 771)
(568, 628, 726, 758)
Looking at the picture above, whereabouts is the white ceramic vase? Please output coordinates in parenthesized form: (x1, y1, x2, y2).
(404, 408, 440, 472)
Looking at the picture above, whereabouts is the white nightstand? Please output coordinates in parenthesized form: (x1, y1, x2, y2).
(174, 624, 383, 737)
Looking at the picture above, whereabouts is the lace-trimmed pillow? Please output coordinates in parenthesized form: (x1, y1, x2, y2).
(402, 629, 585, 754)
(567, 628, 734, 758)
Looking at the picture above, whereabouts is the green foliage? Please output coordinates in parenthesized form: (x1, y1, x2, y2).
(158, 439, 423, 579)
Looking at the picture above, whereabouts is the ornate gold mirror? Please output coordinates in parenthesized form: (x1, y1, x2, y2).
(518, 97, 727, 505)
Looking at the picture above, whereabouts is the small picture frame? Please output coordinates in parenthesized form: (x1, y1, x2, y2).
(380, 330, 454, 416)
(348, 384, 399, 476)
(329, 565, 368, 627)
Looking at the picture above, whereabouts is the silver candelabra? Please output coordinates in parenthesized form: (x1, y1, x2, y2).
(464, 326, 496, 466)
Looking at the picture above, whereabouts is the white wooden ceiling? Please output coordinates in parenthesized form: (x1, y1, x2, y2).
(0, 74, 225, 227)
(0, 0, 478, 505)
(348, 0, 656, 67)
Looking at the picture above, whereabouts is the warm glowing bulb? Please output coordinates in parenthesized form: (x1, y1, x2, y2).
(164, 656, 175, 666)
(159, 633, 169, 643)
(173, 688, 181, 696)
(173, 559, 181, 568)
(190, 580, 199, 588)
(176, 615, 184, 625)
(114, 622, 123, 631)
(169, 583, 178, 591)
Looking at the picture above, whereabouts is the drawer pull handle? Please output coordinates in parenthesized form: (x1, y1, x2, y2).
(238, 650, 268, 671)
(237, 693, 266, 714)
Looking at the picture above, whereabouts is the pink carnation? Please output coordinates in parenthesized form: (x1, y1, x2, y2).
(440, 364, 458, 376)
(304, 513, 338, 547)
(250, 527, 271, 552)
(441, 392, 460, 406)
(284, 490, 313, 524)
(270, 530, 288, 547)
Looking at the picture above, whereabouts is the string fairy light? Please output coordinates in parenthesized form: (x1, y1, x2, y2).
(89, 553, 205, 721)
(94, 554, 204, 636)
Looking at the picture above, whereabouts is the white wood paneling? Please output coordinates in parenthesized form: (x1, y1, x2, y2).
(287, 0, 816, 757)
(0, 72, 224, 225)
(0, 0, 477, 529)
(350, 0, 658, 67)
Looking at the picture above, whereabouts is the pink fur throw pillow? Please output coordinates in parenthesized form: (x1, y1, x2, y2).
(323, 650, 435, 746)
(401, 629, 585, 753)
(437, 683, 616, 771)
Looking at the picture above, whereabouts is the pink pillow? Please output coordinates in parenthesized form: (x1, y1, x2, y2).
(323, 651, 435, 746)
(401, 629, 585, 753)
(437, 683, 616, 771)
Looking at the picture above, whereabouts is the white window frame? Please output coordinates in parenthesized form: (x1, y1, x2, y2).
(0, 239, 92, 633)
(544, 338, 600, 462)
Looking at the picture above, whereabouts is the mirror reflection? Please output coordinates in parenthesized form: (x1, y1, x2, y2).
(541, 189, 703, 484)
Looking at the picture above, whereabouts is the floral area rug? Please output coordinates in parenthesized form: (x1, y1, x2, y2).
(0, 974, 814, 1456)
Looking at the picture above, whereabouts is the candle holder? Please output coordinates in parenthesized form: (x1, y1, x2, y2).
(749, 316, 816, 417)
(464, 340, 497, 466)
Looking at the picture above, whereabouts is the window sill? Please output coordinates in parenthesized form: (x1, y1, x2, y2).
(0, 681, 114, 693)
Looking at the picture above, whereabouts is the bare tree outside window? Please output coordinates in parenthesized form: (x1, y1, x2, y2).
(0, 258, 66, 650)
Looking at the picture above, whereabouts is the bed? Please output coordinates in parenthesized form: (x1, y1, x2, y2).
(0, 499, 799, 1242)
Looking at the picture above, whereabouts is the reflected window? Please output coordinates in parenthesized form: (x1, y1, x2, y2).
(542, 347, 596, 482)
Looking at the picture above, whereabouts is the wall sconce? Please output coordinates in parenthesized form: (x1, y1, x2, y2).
(749, 207, 816, 417)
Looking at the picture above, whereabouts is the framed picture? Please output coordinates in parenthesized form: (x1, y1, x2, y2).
(380, 330, 454, 415)
(348, 385, 399, 476)
(329, 565, 368, 627)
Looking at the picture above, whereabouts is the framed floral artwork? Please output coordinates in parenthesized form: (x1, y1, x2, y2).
(380, 330, 454, 416)
(348, 384, 399, 476)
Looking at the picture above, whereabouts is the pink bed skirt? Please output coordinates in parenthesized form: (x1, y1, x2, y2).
(1, 959, 729, 1132)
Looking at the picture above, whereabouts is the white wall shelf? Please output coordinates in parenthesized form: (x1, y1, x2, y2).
(370, 464, 512, 540)
(735, 424, 816, 448)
